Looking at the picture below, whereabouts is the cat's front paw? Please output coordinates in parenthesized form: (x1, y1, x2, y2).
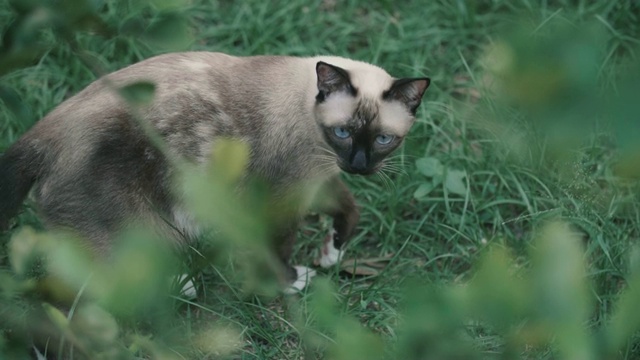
(284, 266, 317, 294)
(319, 230, 344, 268)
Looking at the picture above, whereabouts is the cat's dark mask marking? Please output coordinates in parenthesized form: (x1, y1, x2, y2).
(348, 99, 378, 173)
(383, 77, 431, 114)
(315, 61, 357, 102)
(321, 97, 401, 175)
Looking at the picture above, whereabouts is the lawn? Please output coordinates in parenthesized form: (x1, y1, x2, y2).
(1, 0, 640, 359)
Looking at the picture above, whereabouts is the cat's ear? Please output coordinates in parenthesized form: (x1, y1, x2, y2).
(315, 62, 356, 102)
(384, 78, 430, 114)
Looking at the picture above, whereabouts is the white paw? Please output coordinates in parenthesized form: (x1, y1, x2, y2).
(177, 273, 197, 299)
(320, 230, 344, 268)
(284, 266, 317, 294)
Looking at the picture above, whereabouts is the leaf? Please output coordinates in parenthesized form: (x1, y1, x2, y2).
(210, 139, 250, 183)
(118, 82, 156, 105)
(413, 183, 434, 199)
(73, 304, 119, 345)
(530, 221, 592, 359)
(467, 246, 529, 329)
(341, 265, 379, 276)
(42, 302, 69, 331)
(339, 255, 393, 276)
(416, 157, 444, 177)
(144, 13, 193, 50)
(9, 228, 45, 277)
(607, 264, 640, 354)
(445, 169, 467, 196)
(331, 319, 384, 360)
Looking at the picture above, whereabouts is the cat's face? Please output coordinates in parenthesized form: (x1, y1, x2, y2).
(313, 61, 430, 175)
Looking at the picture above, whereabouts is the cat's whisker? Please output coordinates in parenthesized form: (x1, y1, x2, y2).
(386, 154, 418, 161)
(381, 162, 407, 176)
(315, 146, 338, 158)
(311, 150, 337, 159)
(310, 156, 334, 166)
(310, 157, 338, 168)
(375, 171, 393, 191)
(383, 167, 405, 176)
(312, 160, 339, 175)
(382, 170, 398, 191)
(310, 156, 334, 163)
(378, 169, 396, 191)
(309, 153, 336, 161)
(384, 157, 407, 166)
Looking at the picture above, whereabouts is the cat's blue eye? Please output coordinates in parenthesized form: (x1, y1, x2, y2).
(333, 127, 351, 139)
(376, 134, 395, 145)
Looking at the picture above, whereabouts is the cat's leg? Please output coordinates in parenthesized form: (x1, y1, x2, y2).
(276, 225, 316, 294)
(285, 265, 317, 294)
(319, 177, 359, 268)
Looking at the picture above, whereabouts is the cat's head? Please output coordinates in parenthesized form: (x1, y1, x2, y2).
(313, 60, 430, 175)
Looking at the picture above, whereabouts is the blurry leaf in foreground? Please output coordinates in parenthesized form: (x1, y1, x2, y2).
(0, 4, 54, 76)
(482, 21, 603, 112)
(118, 81, 156, 106)
(183, 138, 266, 244)
(8, 228, 43, 277)
(7, 0, 41, 14)
(42, 302, 69, 329)
(191, 325, 243, 357)
(144, 13, 193, 50)
(182, 139, 280, 294)
(0, 47, 45, 77)
(50, 0, 111, 38)
(330, 319, 383, 360)
(604, 244, 640, 355)
(209, 138, 251, 184)
(71, 303, 119, 350)
(530, 221, 593, 360)
(306, 278, 383, 360)
(396, 283, 477, 360)
(9, 230, 92, 303)
(465, 246, 529, 330)
(45, 228, 177, 315)
(610, 63, 640, 179)
(45, 235, 95, 294)
(476, 19, 613, 169)
(308, 278, 339, 329)
(100, 229, 177, 314)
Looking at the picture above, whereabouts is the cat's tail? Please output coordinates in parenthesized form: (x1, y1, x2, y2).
(0, 138, 46, 231)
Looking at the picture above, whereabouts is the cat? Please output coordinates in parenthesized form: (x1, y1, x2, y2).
(0, 52, 430, 292)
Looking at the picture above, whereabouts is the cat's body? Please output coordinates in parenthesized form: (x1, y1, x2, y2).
(0, 52, 429, 290)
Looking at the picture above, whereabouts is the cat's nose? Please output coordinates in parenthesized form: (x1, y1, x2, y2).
(350, 149, 367, 171)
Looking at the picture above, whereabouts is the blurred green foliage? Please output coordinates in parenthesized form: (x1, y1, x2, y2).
(2, 0, 640, 359)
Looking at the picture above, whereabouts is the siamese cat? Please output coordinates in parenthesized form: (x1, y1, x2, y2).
(0, 52, 429, 292)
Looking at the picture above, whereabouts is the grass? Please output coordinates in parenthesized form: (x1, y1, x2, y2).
(1, 0, 640, 359)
